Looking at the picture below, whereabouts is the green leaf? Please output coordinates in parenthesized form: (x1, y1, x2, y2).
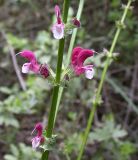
(120, 141, 136, 156)
(4, 143, 41, 160)
(113, 125, 127, 139)
(10, 145, 19, 157)
(4, 155, 17, 160)
(89, 120, 127, 143)
(106, 77, 138, 114)
(6, 33, 28, 49)
(0, 87, 12, 94)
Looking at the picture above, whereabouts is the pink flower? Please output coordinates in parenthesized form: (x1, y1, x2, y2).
(32, 123, 43, 136)
(31, 123, 45, 149)
(72, 18, 81, 28)
(20, 50, 40, 74)
(71, 47, 95, 79)
(32, 136, 44, 149)
(52, 5, 64, 39)
(19, 50, 49, 78)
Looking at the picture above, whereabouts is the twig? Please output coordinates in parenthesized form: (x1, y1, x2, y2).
(124, 60, 138, 127)
(1, 31, 26, 91)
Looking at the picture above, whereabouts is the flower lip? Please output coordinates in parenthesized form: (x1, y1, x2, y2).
(85, 68, 95, 79)
(32, 136, 41, 149)
(52, 23, 64, 39)
(22, 63, 31, 73)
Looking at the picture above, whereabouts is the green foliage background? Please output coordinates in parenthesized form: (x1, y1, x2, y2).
(0, 0, 138, 160)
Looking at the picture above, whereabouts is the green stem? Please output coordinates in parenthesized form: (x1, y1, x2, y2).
(41, 1, 70, 160)
(54, 0, 85, 123)
(77, 1, 132, 160)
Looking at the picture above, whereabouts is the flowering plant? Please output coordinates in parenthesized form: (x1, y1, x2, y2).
(16, 1, 133, 160)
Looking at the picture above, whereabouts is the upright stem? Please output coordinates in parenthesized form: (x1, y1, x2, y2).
(54, 0, 85, 122)
(41, 1, 70, 160)
(66, 0, 85, 66)
(77, 1, 132, 160)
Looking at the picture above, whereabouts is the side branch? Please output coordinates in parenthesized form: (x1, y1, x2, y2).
(1, 31, 26, 91)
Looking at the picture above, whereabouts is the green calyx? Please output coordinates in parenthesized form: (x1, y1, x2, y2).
(40, 135, 57, 151)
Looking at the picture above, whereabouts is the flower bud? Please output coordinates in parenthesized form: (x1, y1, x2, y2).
(39, 64, 49, 78)
(72, 18, 81, 28)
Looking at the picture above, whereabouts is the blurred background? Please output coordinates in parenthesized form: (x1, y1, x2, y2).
(0, 0, 138, 160)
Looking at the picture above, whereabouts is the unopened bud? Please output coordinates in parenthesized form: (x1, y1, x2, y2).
(39, 64, 49, 78)
(72, 18, 81, 28)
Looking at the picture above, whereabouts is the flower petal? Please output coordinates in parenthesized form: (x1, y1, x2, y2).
(22, 63, 31, 73)
(32, 137, 41, 149)
(77, 49, 94, 67)
(55, 5, 61, 24)
(85, 68, 95, 79)
(33, 123, 43, 136)
(71, 47, 83, 67)
(74, 66, 85, 75)
(30, 64, 40, 73)
(52, 23, 64, 39)
(20, 50, 37, 62)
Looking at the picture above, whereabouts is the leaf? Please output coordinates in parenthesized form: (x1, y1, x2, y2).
(113, 125, 127, 139)
(4, 155, 17, 160)
(4, 143, 41, 160)
(106, 77, 138, 114)
(89, 120, 127, 143)
(6, 33, 28, 49)
(68, 112, 77, 121)
(4, 115, 19, 128)
(10, 145, 19, 157)
(120, 141, 136, 156)
(0, 87, 12, 94)
(64, 133, 82, 154)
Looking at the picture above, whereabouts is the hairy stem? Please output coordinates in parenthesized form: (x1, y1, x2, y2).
(77, 1, 133, 160)
(41, 1, 70, 159)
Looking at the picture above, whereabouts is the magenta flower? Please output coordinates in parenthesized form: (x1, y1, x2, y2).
(20, 50, 40, 74)
(31, 123, 45, 149)
(52, 5, 64, 39)
(72, 18, 81, 28)
(71, 47, 95, 79)
(19, 50, 49, 78)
